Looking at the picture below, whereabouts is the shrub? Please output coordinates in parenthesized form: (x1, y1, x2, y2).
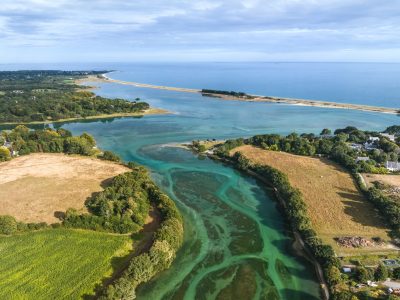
(393, 267, 400, 280)
(0, 215, 18, 235)
(355, 267, 373, 283)
(0, 146, 11, 161)
(374, 264, 388, 281)
(100, 150, 121, 162)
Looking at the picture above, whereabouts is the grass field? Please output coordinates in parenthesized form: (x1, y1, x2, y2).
(362, 173, 400, 188)
(0, 228, 132, 299)
(232, 145, 392, 255)
(0, 153, 130, 223)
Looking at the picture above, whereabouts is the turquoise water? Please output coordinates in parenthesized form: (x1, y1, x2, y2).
(52, 64, 400, 300)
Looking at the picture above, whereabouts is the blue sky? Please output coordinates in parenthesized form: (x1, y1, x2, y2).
(1, 0, 399, 63)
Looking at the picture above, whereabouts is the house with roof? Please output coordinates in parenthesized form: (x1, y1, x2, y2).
(356, 157, 370, 163)
(381, 133, 396, 142)
(350, 143, 363, 151)
(364, 141, 378, 151)
(385, 161, 400, 172)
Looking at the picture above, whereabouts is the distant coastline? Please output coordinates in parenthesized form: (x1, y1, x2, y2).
(84, 73, 399, 115)
(0, 108, 169, 125)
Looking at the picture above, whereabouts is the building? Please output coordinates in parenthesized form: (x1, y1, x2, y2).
(364, 141, 378, 151)
(350, 143, 363, 151)
(356, 157, 370, 163)
(369, 136, 380, 142)
(381, 133, 396, 142)
(385, 161, 400, 172)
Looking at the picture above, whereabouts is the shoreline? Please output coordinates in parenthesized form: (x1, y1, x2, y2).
(90, 73, 398, 115)
(0, 108, 169, 125)
(205, 153, 329, 300)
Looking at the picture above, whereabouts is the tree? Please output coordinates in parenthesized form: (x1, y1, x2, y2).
(335, 133, 349, 143)
(81, 133, 96, 147)
(332, 291, 358, 300)
(393, 267, 400, 280)
(0, 146, 11, 161)
(101, 151, 121, 162)
(320, 128, 332, 136)
(326, 265, 342, 286)
(64, 136, 92, 155)
(0, 215, 18, 235)
(355, 267, 373, 283)
(374, 264, 388, 281)
(384, 125, 400, 135)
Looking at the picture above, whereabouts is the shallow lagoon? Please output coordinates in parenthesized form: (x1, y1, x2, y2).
(58, 75, 399, 300)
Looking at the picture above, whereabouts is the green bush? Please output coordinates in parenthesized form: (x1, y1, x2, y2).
(374, 264, 388, 281)
(100, 150, 121, 162)
(0, 215, 18, 235)
(0, 146, 11, 161)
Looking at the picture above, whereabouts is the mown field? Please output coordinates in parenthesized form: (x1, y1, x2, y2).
(0, 228, 132, 299)
(232, 145, 392, 255)
(0, 153, 130, 223)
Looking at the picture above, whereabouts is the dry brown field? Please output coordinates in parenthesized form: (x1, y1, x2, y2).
(232, 145, 393, 254)
(0, 153, 130, 223)
(362, 173, 400, 188)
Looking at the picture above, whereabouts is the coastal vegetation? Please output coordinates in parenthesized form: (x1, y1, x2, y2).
(0, 127, 183, 298)
(203, 124, 400, 299)
(231, 145, 391, 254)
(0, 70, 149, 123)
(214, 126, 400, 174)
(201, 88, 252, 98)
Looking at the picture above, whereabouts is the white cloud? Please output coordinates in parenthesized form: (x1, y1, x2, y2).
(0, 0, 399, 62)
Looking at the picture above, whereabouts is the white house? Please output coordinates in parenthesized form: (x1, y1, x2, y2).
(385, 161, 400, 172)
(369, 136, 380, 142)
(381, 133, 396, 142)
(350, 143, 363, 151)
(356, 157, 370, 163)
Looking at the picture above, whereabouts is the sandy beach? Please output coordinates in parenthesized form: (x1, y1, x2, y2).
(84, 74, 399, 115)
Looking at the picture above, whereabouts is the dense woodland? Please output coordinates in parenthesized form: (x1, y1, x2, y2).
(0, 71, 149, 123)
(0, 125, 99, 160)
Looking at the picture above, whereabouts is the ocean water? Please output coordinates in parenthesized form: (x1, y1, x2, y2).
(108, 62, 400, 108)
(2, 62, 400, 107)
(3, 62, 400, 299)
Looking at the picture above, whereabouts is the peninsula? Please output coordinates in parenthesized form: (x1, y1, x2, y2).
(86, 73, 399, 115)
(0, 70, 167, 125)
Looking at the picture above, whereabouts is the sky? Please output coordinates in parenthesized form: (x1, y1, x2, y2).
(1, 0, 400, 63)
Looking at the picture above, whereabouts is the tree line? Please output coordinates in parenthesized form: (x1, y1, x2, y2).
(215, 125, 400, 174)
(0, 70, 149, 123)
(0, 125, 100, 161)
